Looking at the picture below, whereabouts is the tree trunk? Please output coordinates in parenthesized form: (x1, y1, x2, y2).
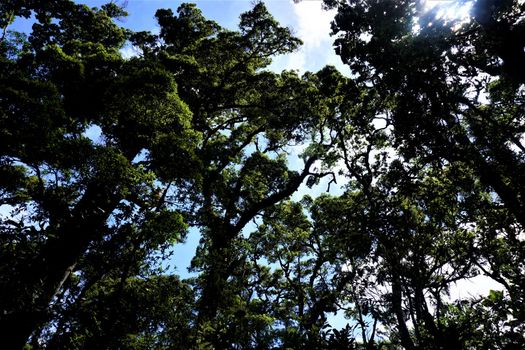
(391, 275, 415, 350)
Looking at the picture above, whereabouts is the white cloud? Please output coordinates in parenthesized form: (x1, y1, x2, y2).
(0, 204, 14, 218)
(285, 1, 338, 73)
(448, 275, 504, 300)
(422, 0, 473, 22)
(293, 1, 335, 50)
(120, 44, 139, 59)
(269, 1, 350, 75)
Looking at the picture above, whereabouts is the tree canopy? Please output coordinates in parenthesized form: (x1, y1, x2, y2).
(0, 0, 524, 349)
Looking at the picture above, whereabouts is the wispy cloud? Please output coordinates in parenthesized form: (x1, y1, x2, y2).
(120, 44, 140, 59)
(285, 1, 337, 73)
(268, 1, 350, 75)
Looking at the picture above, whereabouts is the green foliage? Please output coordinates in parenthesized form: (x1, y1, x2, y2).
(48, 275, 194, 349)
(2, 0, 524, 349)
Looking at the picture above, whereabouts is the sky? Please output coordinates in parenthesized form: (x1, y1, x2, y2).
(105, 0, 353, 328)
(5, 0, 503, 331)
(114, 0, 503, 329)
(5, 0, 349, 280)
(74, 0, 350, 277)
(6, 0, 348, 278)
(77, 0, 350, 75)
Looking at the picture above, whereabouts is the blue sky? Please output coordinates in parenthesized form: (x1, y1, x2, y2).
(79, 0, 350, 74)
(104, 0, 352, 326)
(7, 0, 349, 280)
(5, 0, 502, 333)
(72, 0, 350, 276)
(7, 0, 352, 327)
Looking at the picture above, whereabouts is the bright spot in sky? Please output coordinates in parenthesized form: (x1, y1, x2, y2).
(423, 0, 473, 20)
(414, 0, 473, 32)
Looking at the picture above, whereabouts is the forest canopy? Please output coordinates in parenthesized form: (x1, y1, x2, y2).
(0, 0, 524, 349)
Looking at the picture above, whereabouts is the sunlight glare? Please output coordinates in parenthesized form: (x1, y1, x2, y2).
(423, 0, 473, 21)
(415, 0, 473, 33)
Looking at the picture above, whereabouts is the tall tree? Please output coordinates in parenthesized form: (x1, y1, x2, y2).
(324, 0, 525, 224)
(322, 0, 525, 348)
(0, 1, 196, 347)
(0, 1, 348, 348)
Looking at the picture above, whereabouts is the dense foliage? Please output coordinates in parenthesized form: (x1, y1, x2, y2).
(0, 0, 523, 349)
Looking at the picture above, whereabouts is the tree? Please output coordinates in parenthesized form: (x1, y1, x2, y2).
(3, 0, 524, 348)
(0, 1, 196, 347)
(322, 0, 525, 348)
(0, 1, 347, 348)
(144, 4, 344, 346)
(324, 0, 525, 223)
